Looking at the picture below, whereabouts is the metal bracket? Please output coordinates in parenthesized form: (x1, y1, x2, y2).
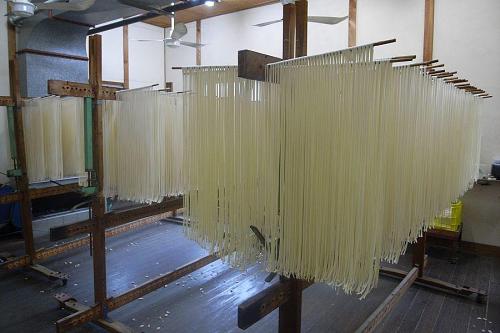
(7, 168, 22, 177)
(30, 264, 69, 285)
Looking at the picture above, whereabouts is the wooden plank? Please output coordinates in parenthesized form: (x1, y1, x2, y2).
(30, 183, 81, 199)
(0, 191, 21, 204)
(88, 34, 107, 317)
(47, 80, 119, 100)
(0, 96, 15, 106)
(105, 196, 183, 229)
(348, 0, 357, 47)
(295, 0, 308, 57)
(283, 3, 296, 60)
(145, 0, 279, 28)
(123, 25, 129, 89)
(238, 278, 313, 329)
(17, 48, 88, 61)
(412, 234, 426, 277)
(49, 197, 183, 240)
(10, 57, 36, 263)
(238, 50, 281, 81)
(356, 267, 418, 333)
(196, 19, 201, 65)
(279, 277, 303, 333)
(107, 254, 219, 310)
(423, 0, 435, 62)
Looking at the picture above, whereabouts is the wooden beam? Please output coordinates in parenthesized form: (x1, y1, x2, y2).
(16, 48, 88, 61)
(88, 34, 107, 317)
(48, 80, 119, 100)
(295, 0, 308, 57)
(238, 50, 281, 81)
(282, 3, 296, 60)
(356, 268, 418, 333)
(196, 19, 201, 65)
(49, 196, 182, 241)
(123, 25, 129, 89)
(348, 0, 357, 47)
(423, 0, 435, 62)
(279, 277, 303, 333)
(0, 96, 15, 106)
(238, 278, 313, 329)
(107, 254, 218, 310)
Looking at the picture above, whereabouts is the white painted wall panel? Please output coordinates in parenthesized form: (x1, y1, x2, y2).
(434, 0, 500, 176)
(101, 26, 124, 83)
(128, 22, 165, 88)
(357, 0, 424, 61)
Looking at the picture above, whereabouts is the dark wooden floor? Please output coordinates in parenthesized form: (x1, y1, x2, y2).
(0, 219, 498, 333)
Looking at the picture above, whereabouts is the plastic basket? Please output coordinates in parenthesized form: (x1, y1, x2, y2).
(433, 201, 463, 232)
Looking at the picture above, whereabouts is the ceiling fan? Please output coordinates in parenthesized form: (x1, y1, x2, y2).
(134, 16, 205, 49)
(7, 0, 95, 18)
(254, 15, 348, 27)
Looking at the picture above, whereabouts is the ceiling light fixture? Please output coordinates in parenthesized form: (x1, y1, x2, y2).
(204, 1, 215, 7)
(9, 0, 36, 17)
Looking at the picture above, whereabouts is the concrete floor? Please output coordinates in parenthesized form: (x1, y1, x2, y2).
(0, 215, 498, 333)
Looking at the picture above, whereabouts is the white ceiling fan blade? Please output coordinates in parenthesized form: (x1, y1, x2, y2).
(253, 18, 283, 27)
(180, 41, 206, 48)
(171, 23, 188, 40)
(307, 15, 348, 25)
(133, 38, 174, 42)
(36, 0, 96, 11)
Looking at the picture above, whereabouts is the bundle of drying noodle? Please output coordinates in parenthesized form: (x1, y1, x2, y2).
(22, 96, 86, 183)
(182, 44, 482, 297)
(102, 89, 184, 203)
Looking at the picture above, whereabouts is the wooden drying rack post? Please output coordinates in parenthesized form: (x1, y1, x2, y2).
(236, 3, 486, 332)
(0, 25, 79, 283)
(48, 34, 219, 332)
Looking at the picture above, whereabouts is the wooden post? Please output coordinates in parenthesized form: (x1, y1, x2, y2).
(123, 25, 129, 89)
(196, 19, 201, 65)
(279, 2, 307, 332)
(279, 277, 303, 333)
(412, 233, 426, 277)
(282, 3, 296, 59)
(423, 0, 435, 61)
(348, 0, 357, 47)
(88, 34, 107, 317)
(295, 0, 307, 57)
(8, 21, 36, 262)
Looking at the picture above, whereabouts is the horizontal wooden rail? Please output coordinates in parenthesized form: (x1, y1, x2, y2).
(238, 278, 313, 329)
(0, 96, 15, 106)
(0, 183, 81, 205)
(48, 80, 119, 100)
(50, 196, 183, 240)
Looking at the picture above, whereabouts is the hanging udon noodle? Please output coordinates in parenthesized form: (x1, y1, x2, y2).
(182, 45, 482, 296)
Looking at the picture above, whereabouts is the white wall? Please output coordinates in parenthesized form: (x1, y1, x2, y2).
(101, 26, 124, 83)
(357, 0, 425, 61)
(0, 1, 12, 184)
(434, 0, 500, 175)
(100, 22, 165, 88)
(165, 0, 350, 91)
(128, 22, 165, 88)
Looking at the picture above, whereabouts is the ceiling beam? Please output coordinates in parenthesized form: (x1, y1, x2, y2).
(87, 0, 207, 35)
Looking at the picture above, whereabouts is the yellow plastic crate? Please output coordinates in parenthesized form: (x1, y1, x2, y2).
(433, 201, 463, 231)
